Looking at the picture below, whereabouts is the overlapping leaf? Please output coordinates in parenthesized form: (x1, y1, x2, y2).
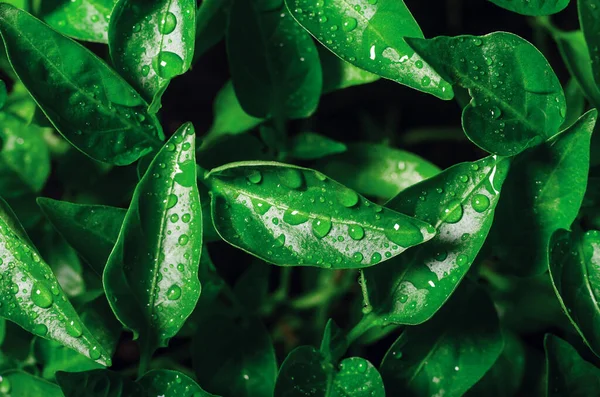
(490, 0, 569, 16)
(40, 0, 117, 43)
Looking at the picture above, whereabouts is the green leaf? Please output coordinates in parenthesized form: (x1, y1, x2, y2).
(194, 0, 232, 61)
(364, 155, 510, 324)
(0, 3, 164, 165)
(0, 80, 6, 109)
(580, 0, 600, 89)
(227, 0, 322, 119)
(38, 230, 86, 298)
(0, 370, 63, 397)
(109, 0, 196, 111)
(34, 338, 102, 380)
(319, 46, 379, 93)
(489, 110, 597, 276)
(562, 78, 586, 130)
(37, 199, 126, 277)
(193, 315, 277, 397)
(0, 197, 111, 365)
(320, 319, 347, 364)
(206, 161, 436, 268)
(233, 262, 270, 314)
(315, 143, 440, 201)
(290, 132, 347, 160)
(103, 123, 202, 361)
(139, 370, 217, 397)
(40, 0, 117, 43)
(407, 32, 566, 156)
(545, 334, 600, 396)
(489, 0, 569, 15)
(56, 369, 144, 396)
(379, 282, 503, 396)
(549, 229, 600, 357)
(285, 0, 453, 100)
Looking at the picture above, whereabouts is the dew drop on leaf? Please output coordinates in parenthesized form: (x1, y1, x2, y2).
(370, 252, 382, 264)
(167, 285, 182, 301)
(384, 222, 424, 247)
(312, 218, 332, 238)
(273, 234, 286, 247)
(342, 17, 357, 32)
(348, 225, 365, 240)
(153, 51, 184, 79)
(89, 347, 101, 360)
(283, 209, 309, 225)
(352, 252, 364, 263)
(442, 199, 463, 223)
(277, 168, 304, 189)
(0, 375, 10, 394)
(158, 12, 177, 35)
(31, 283, 53, 308)
(33, 323, 48, 336)
(471, 194, 490, 212)
(247, 169, 262, 184)
(338, 189, 359, 207)
(251, 198, 271, 215)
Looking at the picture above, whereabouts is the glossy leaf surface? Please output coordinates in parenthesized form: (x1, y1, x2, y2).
(227, 0, 322, 119)
(207, 162, 436, 268)
(56, 369, 143, 396)
(103, 123, 202, 359)
(545, 334, 600, 396)
(407, 32, 566, 156)
(0, 198, 110, 365)
(194, 0, 231, 60)
(580, 0, 600, 89)
(139, 370, 216, 397)
(489, 0, 569, 16)
(549, 229, 600, 357)
(290, 132, 347, 160)
(0, 4, 164, 165)
(380, 283, 503, 396)
(0, 370, 63, 397)
(286, 0, 453, 100)
(489, 110, 596, 275)
(364, 155, 510, 324)
(109, 0, 196, 111)
(40, 0, 117, 43)
(319, 46, 379, 93)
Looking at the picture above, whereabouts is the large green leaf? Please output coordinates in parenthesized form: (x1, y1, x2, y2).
(194, 0, 232, 61)
(289, 132, 347, 160)
(227, 0, 322, 119)
(0, 3, 164, 165)
(285, 0, 453, 100)
(37, 199, 126, 277)
(206, 162, 436, 268)
(364, 155, 510, 324)
(379, 282, 503, 396)
(0, 198, 111, 365)
(489, 110, 597, 275)
(139, 370, 216, 397)
(549, 229, 600, 357)
(40, 0, 117, 43)
(580, 0, 600, 89)
(0, 370, 63, 397)
(545, 334, 600, 396)
(489, 0, 569, 16)
(193, 315, 277, 397)
(103, 123, 202, 361)
(407, 32, 566, 156)
(109, 0, 196, 111)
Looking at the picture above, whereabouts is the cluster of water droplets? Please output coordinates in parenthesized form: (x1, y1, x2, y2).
(334, 358, 383, 396)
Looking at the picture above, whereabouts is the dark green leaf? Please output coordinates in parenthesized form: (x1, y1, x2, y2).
(38, 230, 86, 298)
(364, 155, 510, 324)
(194, 0, 232, 61)
(103, 123, 202, 360)
(490, 0, 569, 15)
(580, 0, 600, 89)
(489, 110, 597, 275)
(0, 3, 164, 165)
(545, 334, 600, 397)
(380, 282, 503, 397)
(407, 32, 566, 156)
(207, 162, 436, 268)
(316, 143, 440, 201)
(549, 229, 600, 357)
(319, 46, 379, 94)
(233, 262, 270, 313)
(562, 78, 585, 129)
(56, 369, 143, 397)
(109, 0, 196, 111)
(40, 0, 117, 43)
(332, 357, 385, 397)
(193, 315, 277, 397)
(0, 80, 6, 109)
(34, 338, 102, 380)
(285, 0, 453, 100)
(139, 369, 217, 397)
(0, 370, 63, 397)
(227, 0, 322, 119)
(290, 132, 347, 160)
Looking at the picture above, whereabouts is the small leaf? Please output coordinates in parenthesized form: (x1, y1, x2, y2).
(379, 282, 503, 396)
(206, 162, 436, 269)
(285, 0, 453, 100)
(139, 370, 217, 397)
(56, 369, 144, 396)
(489, 110, 597, 275)
(0, 3, 164, 165)
(109, 0, 196, 111)
(364, 155, 510, 324)
(193, 315, 277, 397)
(319, 46, 379, 93)
(549, 229, 600, 357)
(0, 370, 63, 397)
(580, 0, 600, 89)
(0, 197, 111, 365)
(545, 334, 600, 396)
(40, 0, 117, 43)
(194, 0, 232, 61)
(227, 0, 322, 119)
(407, 32, 566, 156)
(489, 0, 569, 16)
(290, 132, 347, 160)
(103, 123, 202, 360)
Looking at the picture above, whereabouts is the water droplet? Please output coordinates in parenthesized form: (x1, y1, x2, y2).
(435, 250, 448, 261)
(283, 210, 309, 225)
(277, 168, 304, 189)
(458, 174, 469, 183)
(456, 254, 468, 266)
(338, 189, 359, 207)
(273, 234, 286, 247)
(312, 218, 332, 238)
(141, 65, 150, 76)
(348, 225, 365, 240)
(167, 194, 178, 209)
(247, 170, 262, 184)
(473, 38, 483, 46)
(170, 214, 179, 223)
(182, 213, 191, 223)
(352, 252, 364, 263)
(89, 347, 101, 360)
(370, 252, 382, 264)
(471, 194, 490, 212)
(489, 106, 502, 119)
(0, 375, 11, 393)
(342, 17, 357, 32)
(153, 51, 184, 79)
(421, 76, 431, 86)
(167, 285, 182, 300)
(251, 198, 271, 215)
(415, 60, 424, 69)
(31, 283, 53, 308)
(178, 234, 189, 245)
(158, 11, 177, 34)
(442, 199, 463, 223)
(385, 222, 424, 247)
(34, 323, 48, 336)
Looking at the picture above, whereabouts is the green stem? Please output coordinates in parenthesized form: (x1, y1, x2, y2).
(346, 312, 381, 345)
(359, 270, 372, 314)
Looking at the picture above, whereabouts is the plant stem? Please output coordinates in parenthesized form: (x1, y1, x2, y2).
(346, 312, 381, 345)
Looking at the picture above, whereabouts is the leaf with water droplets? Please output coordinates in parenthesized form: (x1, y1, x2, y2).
(488, 110, 597, 276)
(194, 0, 232, 61)
(139, 369, 217, 397)
(407, 32, 566, 156)
(379, 282, 503, 397)
(109, 0, 196, 112)
(0, 370, 63, 397)
(0, 197, 111, 365)
(287, 0, 453, 100)
(56, 369, 144, 396)
(192, 315, 277, 397)
(227, 0, 322, 119)
(364, 155, 509, 324)
(40, 0, 117, 43)
(489, 0, 569, 16)
(580, 0, 600, 90)
(320, 45, 379, 93)
(549, 229, 600, 358)
(0, 4, 164, 165)
(545, 334, 600, 396)
(290, 132, 347, 160)
(206, 162, 435, 269)
(103, 123, 202, 363)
